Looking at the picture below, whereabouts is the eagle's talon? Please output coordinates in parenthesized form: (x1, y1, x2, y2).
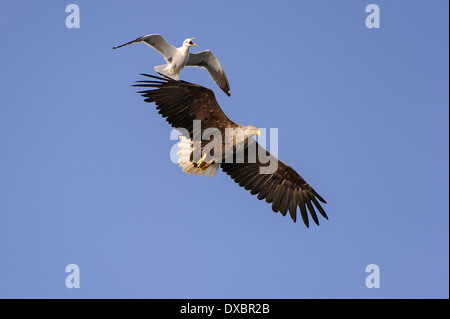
(195, 154, 212, 171)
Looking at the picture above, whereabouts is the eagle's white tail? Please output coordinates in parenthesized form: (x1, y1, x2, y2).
(177, 136, 219, 178)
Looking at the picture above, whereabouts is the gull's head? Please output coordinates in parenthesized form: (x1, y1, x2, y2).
(183, 38, 197, 47)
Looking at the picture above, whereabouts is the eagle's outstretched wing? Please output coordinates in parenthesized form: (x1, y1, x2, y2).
(221, 141, 327, 227)
(134, 74, 233, 136)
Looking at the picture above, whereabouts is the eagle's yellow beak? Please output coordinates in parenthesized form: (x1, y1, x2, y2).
(255, 129, 261, 137)
(189, 38, 197, 46)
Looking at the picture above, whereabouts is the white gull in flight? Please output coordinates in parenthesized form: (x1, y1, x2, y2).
(113, 34, 231, 96)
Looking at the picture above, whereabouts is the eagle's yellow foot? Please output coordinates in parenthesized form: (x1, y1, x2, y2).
(198, 162, 212, 171)
(194, 154, 212, 171)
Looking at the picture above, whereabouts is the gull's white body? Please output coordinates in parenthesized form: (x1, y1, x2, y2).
(150, 38, 194, 80)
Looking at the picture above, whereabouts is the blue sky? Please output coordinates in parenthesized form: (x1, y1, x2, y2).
(0, 0, 448, 299)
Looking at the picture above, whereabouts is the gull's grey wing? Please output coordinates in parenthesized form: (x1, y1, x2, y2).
(113, 34, 177, 63)
(186, 50, 231, 96)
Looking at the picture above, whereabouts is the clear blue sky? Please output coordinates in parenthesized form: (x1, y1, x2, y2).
(0, 0, 448, 299)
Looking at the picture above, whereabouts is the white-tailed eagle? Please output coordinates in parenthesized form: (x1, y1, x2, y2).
(133, 74, 327, 227)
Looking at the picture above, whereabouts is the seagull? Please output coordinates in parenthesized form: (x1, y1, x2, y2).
(113, 34, 231, 96)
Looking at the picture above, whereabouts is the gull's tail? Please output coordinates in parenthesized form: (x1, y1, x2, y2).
(154, 64, 172, 78)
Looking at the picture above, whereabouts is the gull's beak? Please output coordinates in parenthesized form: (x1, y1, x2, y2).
(189, 38, 197, 46)
(255, 129, 261, 137)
